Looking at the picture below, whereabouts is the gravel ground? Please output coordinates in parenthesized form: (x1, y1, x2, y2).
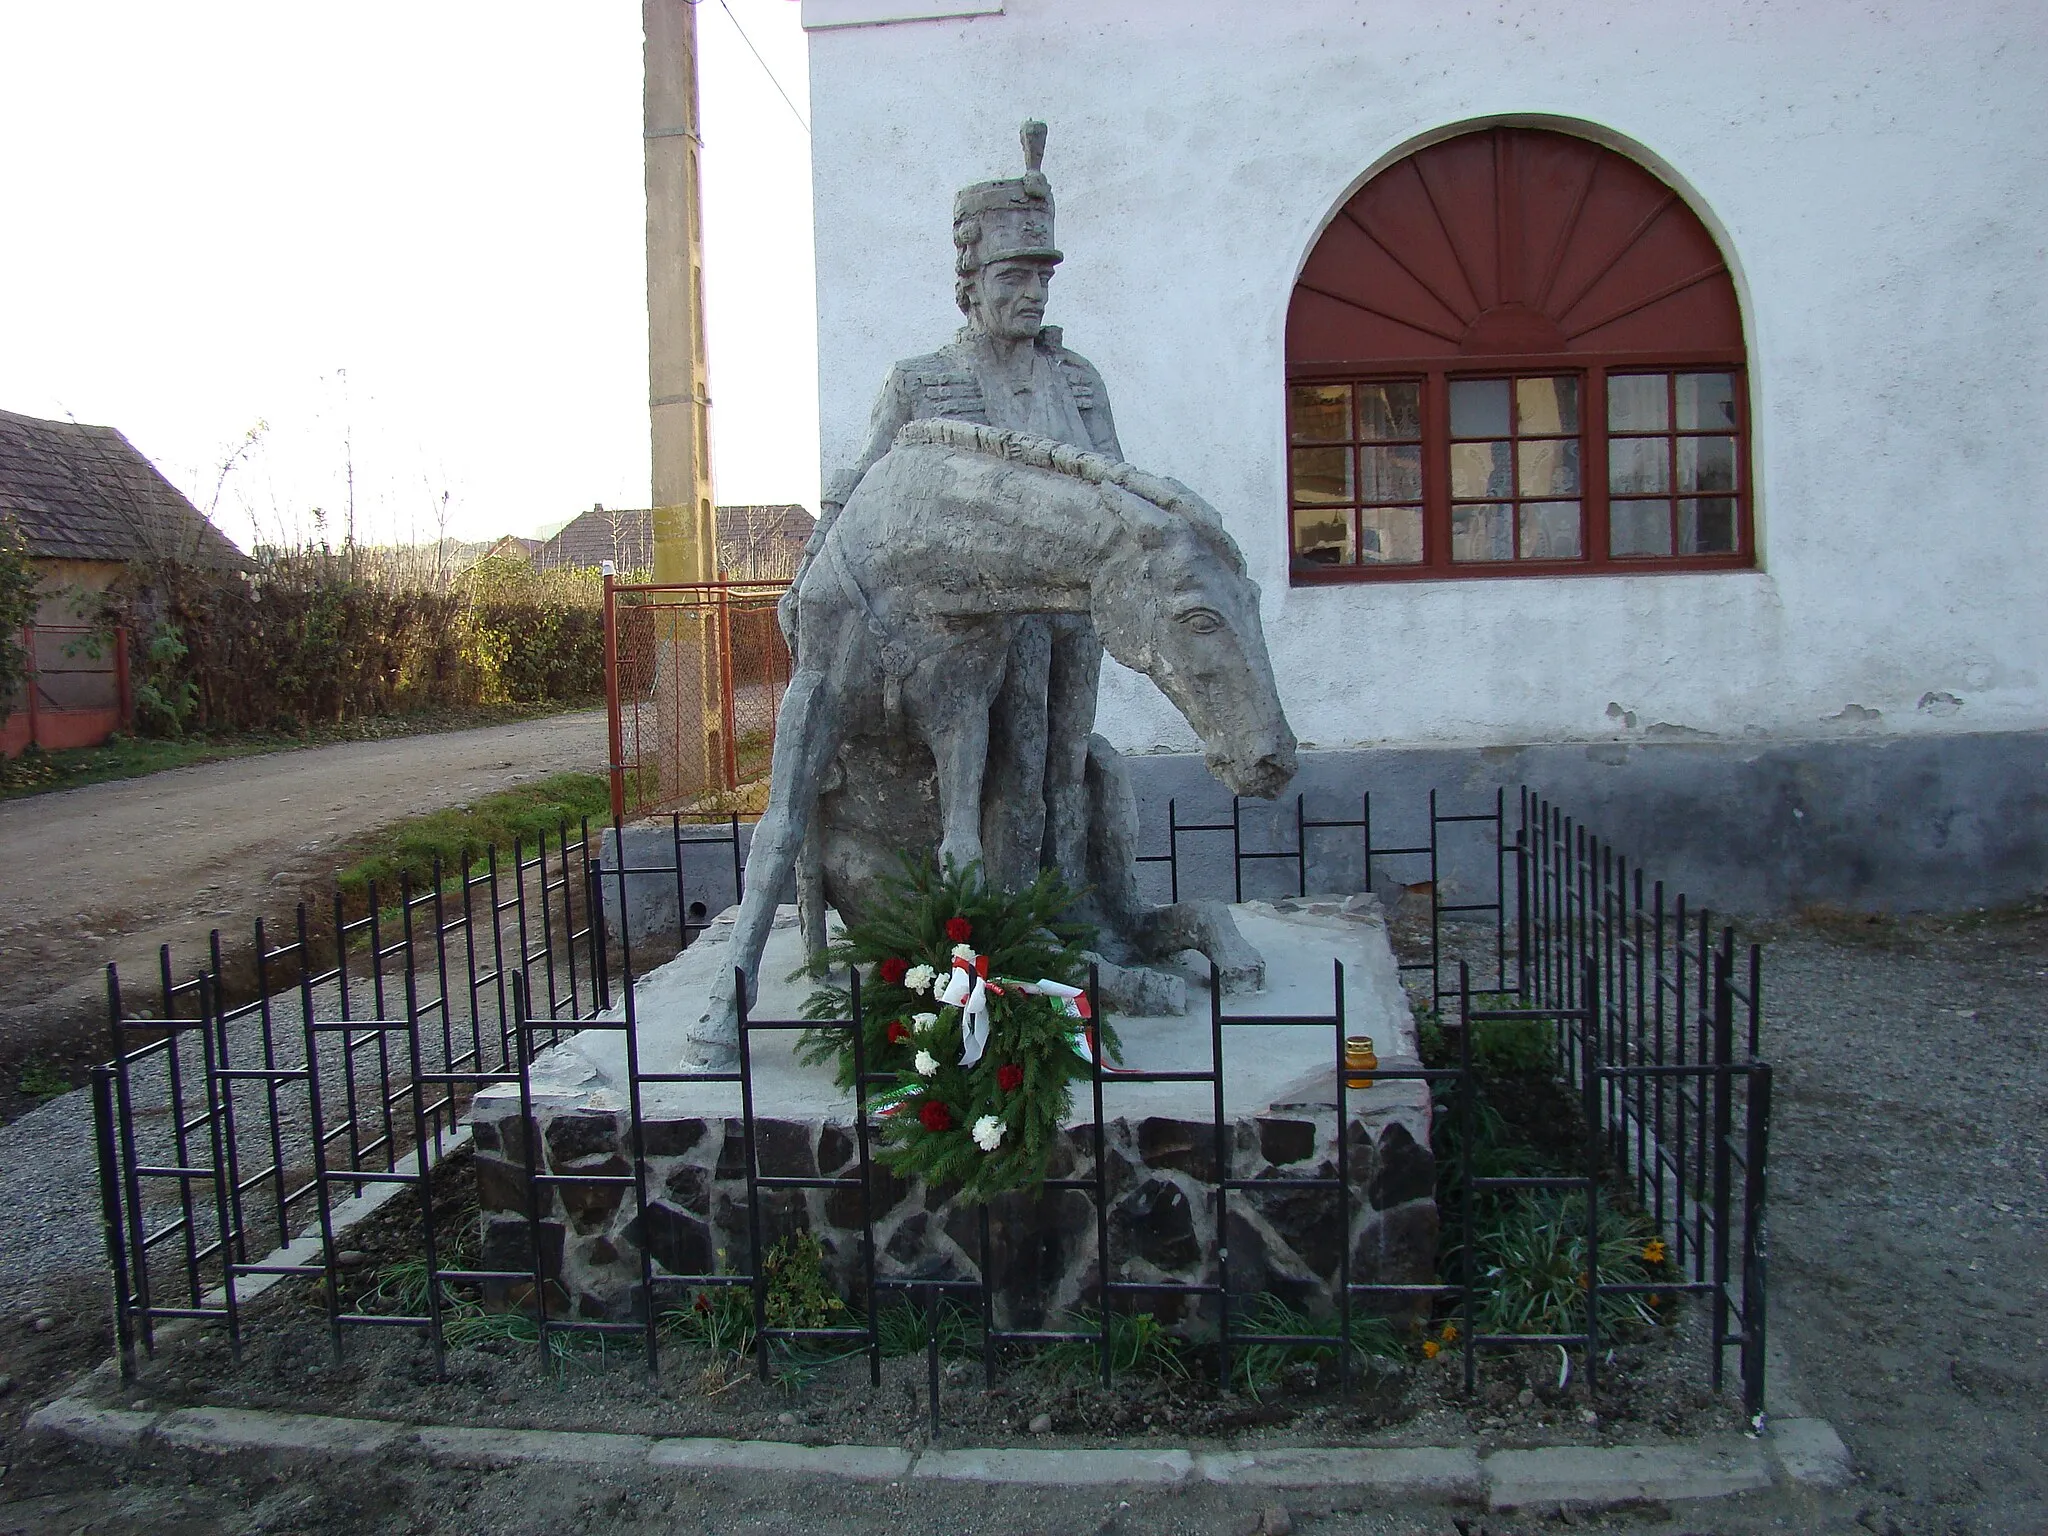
(0, 905, 2042, 1533)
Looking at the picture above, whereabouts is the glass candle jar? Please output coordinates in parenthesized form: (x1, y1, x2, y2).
(1343, 1034, 1378, 1089)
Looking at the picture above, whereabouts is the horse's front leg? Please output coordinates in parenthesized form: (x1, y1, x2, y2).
(929, 699, 994, 878)
(686, 623, 859, 1066)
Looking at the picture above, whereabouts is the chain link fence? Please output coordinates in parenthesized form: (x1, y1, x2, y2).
(604, 579, 792, 821)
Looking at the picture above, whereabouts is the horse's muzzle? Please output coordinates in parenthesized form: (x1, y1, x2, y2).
(1210, 744, 1298, 801)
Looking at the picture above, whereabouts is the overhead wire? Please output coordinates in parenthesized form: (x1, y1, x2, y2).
(706, 0, 811, 136)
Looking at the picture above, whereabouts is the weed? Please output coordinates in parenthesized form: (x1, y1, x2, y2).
(1229, 1294, 1404, 1401)
(1033, 1309, 1192, 1384)
(16, 1057, 72, 1101)
(1467, 1193, 1662, 1336)
(875, 1294, 980, 1360)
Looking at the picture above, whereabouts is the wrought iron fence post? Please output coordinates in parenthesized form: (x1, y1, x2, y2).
(847, 965, 884, 1390)
(1456, 963, 1477, 1395)
(737, 968, 770, 1383)
(1089, 963, 1111, 1390)
(1741, 1063, 1772, 1423)
(90, 1065, 137, 1382)
(1710, 939, 1736, 1394)
(1580, 956, 1601, 1398)
(512, 974, 553, 1374)
(196, 974, 242, 1356)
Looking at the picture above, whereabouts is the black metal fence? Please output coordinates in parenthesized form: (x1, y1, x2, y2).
(87, 786, 1770, 1425)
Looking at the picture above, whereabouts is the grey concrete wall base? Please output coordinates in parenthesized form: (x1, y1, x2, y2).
(1122, 729, 2048, 915)
(28, 1395, 1849, 1509)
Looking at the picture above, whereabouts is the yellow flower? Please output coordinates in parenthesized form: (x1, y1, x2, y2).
(1642, 1239, 1667, 1265)
(1421, 1339, 1441, 1359)
(1439, 1323, 1459, 1344)
(1646, 1293, 1662, 1308)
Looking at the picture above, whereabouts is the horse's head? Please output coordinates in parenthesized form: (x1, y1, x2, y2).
(1090, 483, 1298, 800)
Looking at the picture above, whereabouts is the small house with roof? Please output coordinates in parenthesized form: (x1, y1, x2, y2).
(0, 407, 247, 754)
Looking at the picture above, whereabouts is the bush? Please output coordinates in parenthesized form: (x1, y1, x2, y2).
(0, 515, 37, 710)
(92, 552, 606, 737)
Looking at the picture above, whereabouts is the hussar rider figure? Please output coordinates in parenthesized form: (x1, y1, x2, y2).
(785, 122, 1120, 902)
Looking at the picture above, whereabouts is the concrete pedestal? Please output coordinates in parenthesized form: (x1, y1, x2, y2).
(470, 898, 1435, 1329)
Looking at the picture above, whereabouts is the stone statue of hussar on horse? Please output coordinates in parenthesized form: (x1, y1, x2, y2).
(685, 124, 1296, 1066)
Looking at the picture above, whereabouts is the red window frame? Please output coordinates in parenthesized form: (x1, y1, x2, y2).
(1287, 353, 1753, 582)
(1285, 126, 1754, 585)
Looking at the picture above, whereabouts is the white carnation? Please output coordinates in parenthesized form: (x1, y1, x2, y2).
(950, 943, 977, 962)
(971, 1115, 1005, 1152)
(911, 1012, 938, 1034)
(903, 963, 937, 994)
(913, 1049, 939, 1078)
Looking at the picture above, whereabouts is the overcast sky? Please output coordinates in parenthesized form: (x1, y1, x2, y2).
(0, 0, 817, 553)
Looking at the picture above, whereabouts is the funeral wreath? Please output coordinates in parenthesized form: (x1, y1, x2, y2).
(799, 859, 1118, 1202)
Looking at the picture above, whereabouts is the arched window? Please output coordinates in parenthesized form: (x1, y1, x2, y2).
(1287, 127, 1751, 582)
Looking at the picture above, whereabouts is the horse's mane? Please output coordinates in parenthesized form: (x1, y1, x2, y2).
(893, 418, 1246, 573)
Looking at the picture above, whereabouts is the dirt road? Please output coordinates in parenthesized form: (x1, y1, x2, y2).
(0, 709, 607, 1089)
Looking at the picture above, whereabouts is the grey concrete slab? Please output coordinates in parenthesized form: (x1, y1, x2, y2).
(414, 1425, 655, 1469)
(1197, 1446, 1482, 1494)
(1767, 1417, 1854, 1488)
(647, 1437, 914, 1481)
(553, 900, 1416, 1124)
(152, 1405, 404, 1458)
(25, 1397, 154, 1450)
(1484, 1440, 1774, 1509)
(913, 1446, 1197, 1485)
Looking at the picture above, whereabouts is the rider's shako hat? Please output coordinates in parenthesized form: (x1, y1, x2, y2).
(953, 120, 1062, 277)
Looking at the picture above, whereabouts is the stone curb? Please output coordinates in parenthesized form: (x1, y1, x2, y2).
(25, 1396, 1852, 1507)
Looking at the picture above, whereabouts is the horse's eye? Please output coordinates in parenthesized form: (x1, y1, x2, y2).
(1179, 609, 1222, 635)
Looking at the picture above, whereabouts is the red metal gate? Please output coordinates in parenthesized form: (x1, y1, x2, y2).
(602, 576, 791, 822)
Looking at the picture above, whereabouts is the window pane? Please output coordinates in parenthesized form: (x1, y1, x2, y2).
(1359, 506, 1424, 565)
(1358, 381, 1421, 441)
(1607, 373, 1669, 433)
(1678, 435, 1737, 493)
(1360, 444, 1422, 502)
(1610, 499, 1673, 557)
(1518, 439, 1581, 497)
(1608, 437, 1669, 495)
(1679, 497, 1738, 554)
(1451, 502, 1514, 562)
(1451, 441, 1512, 499)
(1677, 372, 1736, 430)
(1291, 446, 1352, 504)
(1292, 507, 1353, 566)
(1519, 501, 1583, 560)
(1289, 384, 1351, 443)
(1449, 378, 1510, 438)
(1516, 376, 1579, 435)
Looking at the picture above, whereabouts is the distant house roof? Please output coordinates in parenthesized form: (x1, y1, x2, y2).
(0, 408, 250, 570)
(534, 504, 814, 579)
(485, 534, 543, 561)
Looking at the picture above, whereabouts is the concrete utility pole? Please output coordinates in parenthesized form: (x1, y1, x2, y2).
(645, 0, 717, 585)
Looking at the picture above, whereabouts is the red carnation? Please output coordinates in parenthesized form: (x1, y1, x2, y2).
(878, 956, 909, 985)
(886, 1020, 911, 1045)
(919, 1100, 953, 1133)
(945, 916, 972, 942)
(997, 1063, 1024, 1093)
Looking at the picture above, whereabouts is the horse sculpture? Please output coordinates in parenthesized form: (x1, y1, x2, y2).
(684, 419, 1297, 1065)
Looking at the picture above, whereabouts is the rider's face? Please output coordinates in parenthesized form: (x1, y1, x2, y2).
(971, 259, 1054, 342)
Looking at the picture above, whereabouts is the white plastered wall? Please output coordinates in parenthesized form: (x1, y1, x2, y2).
(803, 0, 2048, 752)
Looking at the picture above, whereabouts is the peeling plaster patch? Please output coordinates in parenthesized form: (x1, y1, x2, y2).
(1604, 703, 1639, 730)
(1918, 691, 1964, 717)
(1645, 722, 1714, 740)
(1823, 704, 1882, 726)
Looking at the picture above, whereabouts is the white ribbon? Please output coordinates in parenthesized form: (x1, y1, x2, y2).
(957, 975, 993, 1067)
